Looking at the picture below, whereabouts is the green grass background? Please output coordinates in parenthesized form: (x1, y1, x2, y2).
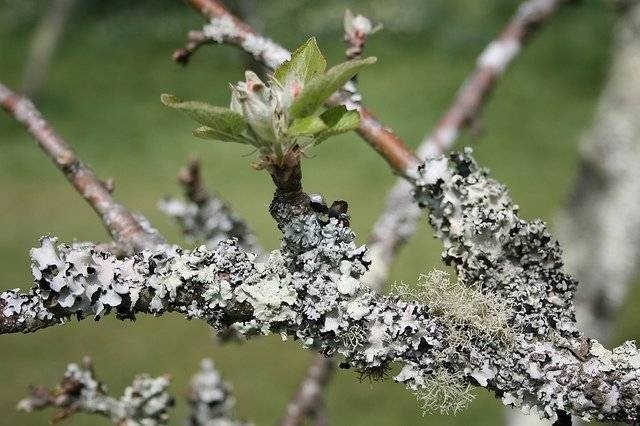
(1, 0, 637, 424)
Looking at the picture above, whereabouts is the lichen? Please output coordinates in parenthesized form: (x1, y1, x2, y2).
(414, 370, 475, 416)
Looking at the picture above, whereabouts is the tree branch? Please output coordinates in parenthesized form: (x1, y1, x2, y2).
(186, 358, 248, 426)
(3, 151, 640, 423)
(0, 83, 165, 253)
(279, 354, 335, 426)
(177, 1, 569, 422)
(419, 0, 568, 158)
(173, 29, 211, 65)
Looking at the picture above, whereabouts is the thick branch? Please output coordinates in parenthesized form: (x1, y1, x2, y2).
(556, 1, 640, 342)
(3, 153, 640, 422)
(0, 83, 164, 253)
(181, 0, 420, 177)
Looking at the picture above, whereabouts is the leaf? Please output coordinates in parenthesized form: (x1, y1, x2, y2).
(161, 94, 247, 134)
(314, 106, 360, 144)
(192, 126, 253, 145)
(289, 57, 377, 118)
(287, 116, 327, 136)
(273, 37, 326, 86)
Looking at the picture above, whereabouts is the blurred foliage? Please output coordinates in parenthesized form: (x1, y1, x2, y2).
(0, 0, 636, 425)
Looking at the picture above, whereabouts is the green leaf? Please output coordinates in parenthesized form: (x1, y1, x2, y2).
(192, 126, 253, 145)
(315, 106, 360, 144)
(287, 116, 327, 136)
(289, 57, 377, 118)
(161, 94, 247, 134)
(273, 37, 326, 85)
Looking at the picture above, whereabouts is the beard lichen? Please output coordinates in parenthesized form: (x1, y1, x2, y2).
(392, 270, 514, 350)
(414, 369, 475, 416)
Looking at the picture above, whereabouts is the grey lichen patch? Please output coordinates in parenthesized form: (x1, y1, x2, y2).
(234, 251, 298, 332)
(410, 149, 640, 422)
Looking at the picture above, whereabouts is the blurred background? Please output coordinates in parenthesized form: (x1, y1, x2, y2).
(0, 0, 636, 424)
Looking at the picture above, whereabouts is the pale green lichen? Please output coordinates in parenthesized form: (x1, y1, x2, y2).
(393, 270, 513, 349)
(414, 370, 475, 416)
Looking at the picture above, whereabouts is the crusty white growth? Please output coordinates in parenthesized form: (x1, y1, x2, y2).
(17, 358, 173, 425)
(477, 39, 521, 74)
(4, 153, 640, 422)
(509, 6, 640, 426)
(186, 358, 248, 426)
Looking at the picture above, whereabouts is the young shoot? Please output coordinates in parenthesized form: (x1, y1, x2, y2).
(162, 37, 376, 170)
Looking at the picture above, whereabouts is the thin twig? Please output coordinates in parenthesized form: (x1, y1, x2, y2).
(0, 82, 164, 253)
(418, 0, 569, 158)
(173, 29, 210, 65)
(279, 355, 335, 426)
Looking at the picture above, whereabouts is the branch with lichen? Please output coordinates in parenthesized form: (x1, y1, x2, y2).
(5, 21, 640, 424)
(4, 151, 640, 422)
(556, 0, 640, 342)
(0, 82, 164, 254)
(17, 356, 174, 425)
(159, 157, 259, 252)
(17, 356, 245, 426)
